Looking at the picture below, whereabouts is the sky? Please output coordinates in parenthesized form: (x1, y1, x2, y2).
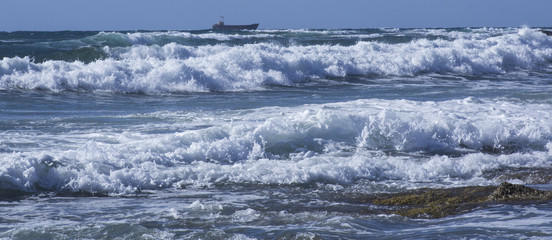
(0, 0, 551, 31)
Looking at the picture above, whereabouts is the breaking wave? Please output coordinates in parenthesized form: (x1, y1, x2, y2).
(1, 28, 551, 93)
(1, 98, 552, 193)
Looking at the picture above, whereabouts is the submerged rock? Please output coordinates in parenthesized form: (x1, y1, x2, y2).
(371, 182, 552, 218)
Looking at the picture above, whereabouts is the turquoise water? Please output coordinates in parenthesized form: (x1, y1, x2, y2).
(1, 28, 552, 239)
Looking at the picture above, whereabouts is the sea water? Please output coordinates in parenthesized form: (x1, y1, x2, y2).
(1, 27, 552, 239)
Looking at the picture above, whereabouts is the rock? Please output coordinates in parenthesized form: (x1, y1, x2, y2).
(371, 182, 552, 218)
(373, 186, 494, 218)
(488, 182, 552, 201)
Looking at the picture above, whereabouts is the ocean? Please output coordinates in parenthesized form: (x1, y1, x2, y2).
(1, 27, 552, 239)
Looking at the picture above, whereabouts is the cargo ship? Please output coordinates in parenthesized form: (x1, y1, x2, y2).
(212, 16, 259, 30)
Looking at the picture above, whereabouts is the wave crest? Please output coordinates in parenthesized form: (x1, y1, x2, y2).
(1, 28, 551, 93)
(1, 98, 552, 193)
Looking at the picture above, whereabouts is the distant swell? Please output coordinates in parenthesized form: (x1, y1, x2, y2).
(1, 28, 552, 93)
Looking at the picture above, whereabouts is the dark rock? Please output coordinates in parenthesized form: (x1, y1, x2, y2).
(371, 182, 552, 218)
(488, 182, 552, 201)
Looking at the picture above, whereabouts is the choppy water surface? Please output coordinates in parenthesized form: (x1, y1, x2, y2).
(1, 27, 552, 239)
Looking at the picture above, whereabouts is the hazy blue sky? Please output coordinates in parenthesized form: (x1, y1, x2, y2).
(1, 0, 551, 31)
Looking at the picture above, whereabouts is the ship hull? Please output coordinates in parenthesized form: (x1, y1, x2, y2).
(212, 23, 259, 30)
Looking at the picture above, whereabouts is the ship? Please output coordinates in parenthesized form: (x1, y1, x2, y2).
(212, 16, 259, 30)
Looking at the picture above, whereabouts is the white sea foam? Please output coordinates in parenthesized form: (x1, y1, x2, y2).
(1, 28, 551, 93)
(99, 31, 275, 44)
(1, 98, 551, 193)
